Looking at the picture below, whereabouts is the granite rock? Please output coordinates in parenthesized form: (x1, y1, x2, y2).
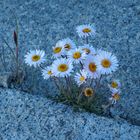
(0, 0, 140, 125)
(0, 88, 140, 140)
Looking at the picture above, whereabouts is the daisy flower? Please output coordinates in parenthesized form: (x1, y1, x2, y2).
(53, 40, 64, 58)
(108, 79, 121, 90)
(42, 66, 53, 80)
(60, 38, 76, 51)
(84, 88, 94, 97)
(74, 70, 87, 86)
(84, 55, 100, 79)
(24, 50, 46, 68)
(80, 44, 96, 55)
(96, 51, 118, 75)
(76, 24, 96, 38)
(109, 92, 120, 104)
(67, 48, 86, 64)
(51, 58, 73, 77)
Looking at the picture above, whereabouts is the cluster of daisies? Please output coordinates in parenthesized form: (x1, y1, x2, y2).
(24, 24, 121, 105)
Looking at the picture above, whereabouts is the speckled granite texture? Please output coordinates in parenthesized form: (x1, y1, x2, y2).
(0, 0, 140, 126)
(0, 88, 139, 140)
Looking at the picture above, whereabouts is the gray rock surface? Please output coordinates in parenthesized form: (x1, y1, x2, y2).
(0, 0, 140, 125)
(0, 88, 140, 140)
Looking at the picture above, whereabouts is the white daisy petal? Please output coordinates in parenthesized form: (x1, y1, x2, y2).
(109, 92, 120, 104)
(109, 97, 117, 104)
(74, 70, 87, 86)
(52, 40, 65, 58)
(24, 50, 46, 68)
(80, 44, 96, 56)
(42, 66, 53, 80)
(83, 55, 100, 79)
(76, 24, 96, 38)
(110, 88, 121, 94)
(67, 48, 87, 64)
(95, 51, 119, 75)
(60, 38, 76, 51)
(51, 58, 73, 77)
(108, 79, 121, 92)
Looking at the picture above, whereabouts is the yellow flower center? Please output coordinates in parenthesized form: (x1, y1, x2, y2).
(53, 47, 62, 54)
(82, 48, 90, 54)
(101, 59, 111, 68)
(84, 88, 94, 97)
(64, 44, 71, 50)
(73, 52, 81, 59)
(113, 93, 120, 100)
(47, 70, 52, 75)
(111, 81, 118, 88)
(89, 63, 97, 72)
(58, 64, 68, 72)
(80, 76, 85, 81)
(32, 55, 41, 62)
(82, 28, 91, 33)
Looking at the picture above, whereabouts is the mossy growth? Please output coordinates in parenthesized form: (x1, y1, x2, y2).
(52, 85, 106, 116)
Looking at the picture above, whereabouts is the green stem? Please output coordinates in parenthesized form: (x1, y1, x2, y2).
(15, 19, 19, 81)
(65, 76, 72, 99)
(89, 78, 94, 87)
(12, 11, 20, 82)
(52, 77, 61, 91)
(16, 44, 19, 82)
(3, 38, 16, 61)
(77, 92, 83, 104)
(95, 75, 102, 90)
